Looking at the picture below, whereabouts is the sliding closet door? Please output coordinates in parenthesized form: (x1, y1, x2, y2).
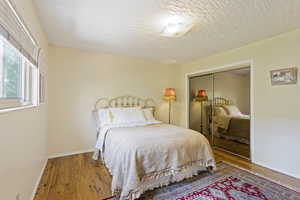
(189, 74, 214, 142)
(212, 68, 251, 158)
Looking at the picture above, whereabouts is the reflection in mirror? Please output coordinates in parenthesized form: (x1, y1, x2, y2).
(189, 74, 213, 142)
(189, 67, 251, 159)
(212, 68, 250, 158)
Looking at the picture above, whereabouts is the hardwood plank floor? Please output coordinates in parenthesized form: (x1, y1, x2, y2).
(34, 149, 300, 200)
(34, 153, 112, 200)
(213, 136, 250, 158)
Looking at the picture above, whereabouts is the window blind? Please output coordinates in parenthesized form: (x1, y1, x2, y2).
(0, 0, 39, 66)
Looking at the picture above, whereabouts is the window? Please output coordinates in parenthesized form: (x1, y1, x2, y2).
(0, 35, 38, 109)
(0, 0, 40, 111)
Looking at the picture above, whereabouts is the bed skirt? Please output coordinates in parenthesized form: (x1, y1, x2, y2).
(105, 155, 215, 200)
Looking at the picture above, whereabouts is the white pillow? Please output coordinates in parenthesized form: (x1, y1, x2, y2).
(214, 106, 227, 116)
(143, 108, 156, 121)
(222, 105, 242, 116)
(110, 107, 146, 124)
(97, 109, 113, 126)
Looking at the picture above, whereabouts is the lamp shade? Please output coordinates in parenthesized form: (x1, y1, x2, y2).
(193, 89, 208, 102)
(163, 88, 176, 101)
(197, 90, 207, 98)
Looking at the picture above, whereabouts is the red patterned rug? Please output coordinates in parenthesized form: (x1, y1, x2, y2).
(104, 162, 300, 200)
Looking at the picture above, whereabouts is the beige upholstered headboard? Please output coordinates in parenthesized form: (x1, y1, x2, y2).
(94, 95, 155, 111)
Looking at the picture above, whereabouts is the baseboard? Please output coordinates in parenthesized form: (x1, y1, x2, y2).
(253, 160, 300, 180)
(48, 149, 94, 159)
(30, 159, 48, 200)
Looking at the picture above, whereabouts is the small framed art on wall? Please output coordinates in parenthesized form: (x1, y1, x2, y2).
(270, 67, 297, 85)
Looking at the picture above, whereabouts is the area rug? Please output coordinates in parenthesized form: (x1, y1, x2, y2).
(104, 162, 300, 200)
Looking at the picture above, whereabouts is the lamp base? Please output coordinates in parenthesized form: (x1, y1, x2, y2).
(168, 101, 171, 124)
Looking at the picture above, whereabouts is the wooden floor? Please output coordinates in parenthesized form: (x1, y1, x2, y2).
(34, 149, 300, 200)
(210, 136, 250, 158)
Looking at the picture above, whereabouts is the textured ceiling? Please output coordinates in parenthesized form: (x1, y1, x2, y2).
(33, 0, 300, 63)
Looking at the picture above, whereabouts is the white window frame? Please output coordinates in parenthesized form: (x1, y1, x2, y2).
(0, 35, 39, 111)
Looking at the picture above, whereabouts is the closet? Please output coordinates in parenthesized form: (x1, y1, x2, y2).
(189, 67, 251, 159)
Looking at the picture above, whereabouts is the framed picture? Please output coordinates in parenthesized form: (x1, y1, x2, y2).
(39, 73, 45, 104)
(270, 67, 297, 86)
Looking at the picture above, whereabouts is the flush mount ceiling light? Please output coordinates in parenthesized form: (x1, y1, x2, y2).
(161, 16, 194, 37)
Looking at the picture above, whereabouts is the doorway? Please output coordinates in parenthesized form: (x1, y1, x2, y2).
(188, 65, 251, 159)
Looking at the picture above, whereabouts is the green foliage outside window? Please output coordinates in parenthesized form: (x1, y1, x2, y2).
(2, 42, 22, 98)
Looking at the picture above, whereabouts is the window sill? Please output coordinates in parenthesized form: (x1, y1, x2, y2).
(0, 104, 38, 114)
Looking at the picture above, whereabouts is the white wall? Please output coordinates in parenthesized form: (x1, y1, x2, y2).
(48, 46, 180, 156)
(0, 0, 49, 200)
(179, 29, 300, 179)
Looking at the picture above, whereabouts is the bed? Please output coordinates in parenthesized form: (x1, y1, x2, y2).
(211, 97, 250, 144)
(92, 95, 215, 200)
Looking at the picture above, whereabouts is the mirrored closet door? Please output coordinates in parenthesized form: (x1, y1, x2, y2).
(189, 74, 214, 143)
(189, 67, 251, 159)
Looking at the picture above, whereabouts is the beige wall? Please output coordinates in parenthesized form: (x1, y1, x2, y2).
(179, 29, 300, 178)
(0, 0, 49, 200)
(48, 46, 180, 156)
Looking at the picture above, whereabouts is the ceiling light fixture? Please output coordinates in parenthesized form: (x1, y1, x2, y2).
(161, 16, 194, 37)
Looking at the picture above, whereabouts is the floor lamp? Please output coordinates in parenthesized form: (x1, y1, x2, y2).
(163, 88, 176, 124)
(193, 90, 208, 133)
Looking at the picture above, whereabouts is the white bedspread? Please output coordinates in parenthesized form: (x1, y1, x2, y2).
(93, 123, 215, 200)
